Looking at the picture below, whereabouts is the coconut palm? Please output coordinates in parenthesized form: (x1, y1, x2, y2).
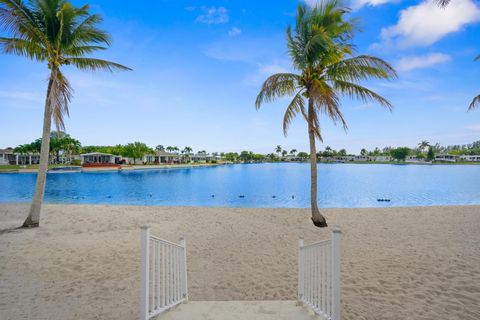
(290, 149, 297, 155)
(417, 140, 430, 152)
(0, 0, 130, 227)
(275, 145, 282, 157)
(255, 1, 396, 227)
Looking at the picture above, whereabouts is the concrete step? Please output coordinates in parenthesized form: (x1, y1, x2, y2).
(155, 301, 319, 320)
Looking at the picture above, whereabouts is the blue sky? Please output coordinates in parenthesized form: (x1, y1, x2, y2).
(1, 0, 479, 154)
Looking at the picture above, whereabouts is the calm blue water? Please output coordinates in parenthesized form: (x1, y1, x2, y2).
(0, 163, 479, 208)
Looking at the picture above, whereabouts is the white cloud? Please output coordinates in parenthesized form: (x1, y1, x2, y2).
(395, 53, 451, 72)
(305, 0, 397, 9)
(376, 0, 480, 48)
(351, 0, 399, 9)
(228, 27, 241, 37)
(196, 6, 229, 25)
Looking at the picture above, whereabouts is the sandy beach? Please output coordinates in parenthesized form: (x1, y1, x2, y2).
(0, 204, 479, 320)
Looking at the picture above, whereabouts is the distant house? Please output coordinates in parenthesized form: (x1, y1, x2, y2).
(283, 154, 303, 162)
(143, 150, 179, 164)
(459, 155, 480, 162)
(434, 154, 458, 163)
(0, 148, 40, 165)
(191, 153, 212, 162)
(333, 156, 354, 162)
(354, 155, 371, 161)
(80, 152, 121, 165)
(405, 155, 424, 163)
(373, 156, 392, 162)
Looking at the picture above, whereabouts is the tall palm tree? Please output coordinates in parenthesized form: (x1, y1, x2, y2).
(0, 0, 130, 227)
(256, 1, 396, 227)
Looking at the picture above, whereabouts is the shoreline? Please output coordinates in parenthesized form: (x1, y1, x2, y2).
(1, 204, 479, 320)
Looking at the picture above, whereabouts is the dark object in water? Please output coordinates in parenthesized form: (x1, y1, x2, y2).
(239, 195, 245, 198)
(107, 195, 111, 198)
(291, 195, 295, 199)
(377, 198, 391, 202)
(272, 195, 276, 198)
(211, 195, 215, 197)
(148, 193, 153, 197)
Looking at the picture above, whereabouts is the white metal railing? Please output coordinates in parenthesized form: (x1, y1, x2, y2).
(298, 228, 342, 320)
(140, 226, 188, 320)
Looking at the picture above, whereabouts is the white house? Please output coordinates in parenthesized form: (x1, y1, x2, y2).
(373, 156, 392, 162)
(459, 155, 480, 162)
(354, 155, 371, 161)
(0, 148, 41, 165)
(434, 154, 458, 163)
(143, 151, 179, 164)
(80, 152, 120, 165)
(191, 153, 212, 162)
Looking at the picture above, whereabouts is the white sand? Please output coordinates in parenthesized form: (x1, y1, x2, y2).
(0, 204, 479, 320)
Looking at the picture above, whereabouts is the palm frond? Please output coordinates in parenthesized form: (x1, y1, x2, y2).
(333, 79, 392, 110)
(326, 55, 397, 82)
(255, 73, 299, 108)
(63, 45, 106, 56)
(283, 91, 306, 136)
(310, 80, 347, 130)
(48, 69, 73, 131)
(65, 57, 132, 72)
(468, 94, 480, 111)
(0, 36, 47, 60)
(434, 0, 450, 7)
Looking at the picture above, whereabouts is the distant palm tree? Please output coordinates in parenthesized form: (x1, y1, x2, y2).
(290, 149, 297, 155)
(360, 148, 368, 156)
(418, 140, 430, 152)
(156, 145, 165, 151)
(166, 146, 174, 153)
(0, 0, 130, 227)
(282, 150, 288, 157)
(275, 145, 282, 157)
(256, 1, 396, 227)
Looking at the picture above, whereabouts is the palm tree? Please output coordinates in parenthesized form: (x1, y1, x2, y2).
(255, 1, 396, 227)
(290, 149, 297, 156)
(156, 145, 165, 152)
(417, 140, 430, 153)
(0, 0, 130, 227)
(275, 145, 282, 157)
(166, 146, 174, 153)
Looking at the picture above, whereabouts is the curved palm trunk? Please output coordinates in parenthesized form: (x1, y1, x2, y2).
(307, 97, 328, 228)
(22, 71, 55, 228)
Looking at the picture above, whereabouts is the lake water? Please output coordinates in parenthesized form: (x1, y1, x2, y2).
(0, 163, 479, 208)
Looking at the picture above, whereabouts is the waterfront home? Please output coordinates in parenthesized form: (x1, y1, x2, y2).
(459, 155, 480, 162)
(283, 154, 303, 162)
(405, 155, 425, 163)
(354, 155, 372, 161)
(373, 155, 392, 162)
(334, 156, 354, 162)
(143, 150, 179, 164)
(80, 152, 121, 165)
(434, 154, 458, 162)
(0, 148, 40, 165)
(191, 153, 212, 163)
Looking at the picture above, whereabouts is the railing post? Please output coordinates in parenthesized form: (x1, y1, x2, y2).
(297, 237, 304, 306)
(140, 225, 150, 320)
(331, 228, 342, 320)
(180, 237, 188, 303)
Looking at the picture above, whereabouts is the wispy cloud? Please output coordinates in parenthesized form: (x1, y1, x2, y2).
(372, 0, 480, 49)
(395, 53, 451, 72)
(196, 6, 229, 25)
(228, 27, 241, 37)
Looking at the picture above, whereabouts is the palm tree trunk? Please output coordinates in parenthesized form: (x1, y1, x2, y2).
(22, 71, 55, 228)
(307, 97, 328, 228)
